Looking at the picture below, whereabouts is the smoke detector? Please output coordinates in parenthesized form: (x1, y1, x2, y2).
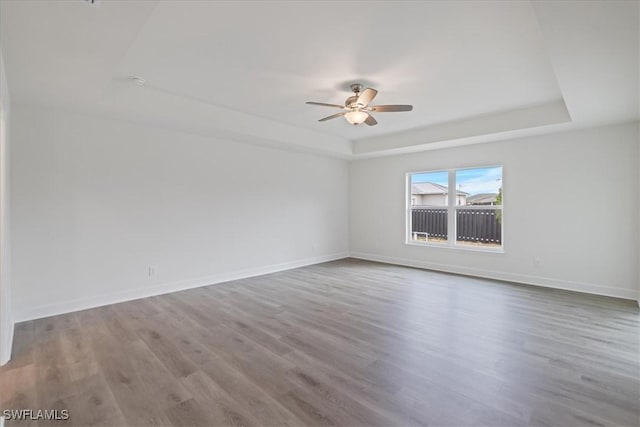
(131, 77, 146, 87)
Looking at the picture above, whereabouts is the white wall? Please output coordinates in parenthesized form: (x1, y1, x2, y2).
(0, 48, 13, 365)
(11, 105, 349, 321)
(7, 103, 639, 329)
(350, 122, 640, 300)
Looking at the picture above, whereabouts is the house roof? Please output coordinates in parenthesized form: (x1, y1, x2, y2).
(466, 193, 498, 204)
(411, 182, 468, 196)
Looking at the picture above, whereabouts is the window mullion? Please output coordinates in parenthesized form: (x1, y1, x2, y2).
(406, 173, 412, 243)
(447, 170, 456, 246)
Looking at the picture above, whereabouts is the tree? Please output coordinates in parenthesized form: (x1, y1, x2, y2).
(495, 187, 503, 224)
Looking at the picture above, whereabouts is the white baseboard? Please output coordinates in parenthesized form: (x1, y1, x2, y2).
(11, 250, 637, 324)
(349, 251, 638, 301)
(14, 252, 349, 323)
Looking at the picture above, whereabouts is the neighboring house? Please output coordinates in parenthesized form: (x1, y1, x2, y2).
(467, 193, 499, 205)
(411, 182, 468, 206)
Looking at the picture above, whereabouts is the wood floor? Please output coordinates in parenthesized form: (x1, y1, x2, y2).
(1, 259, 638, 427)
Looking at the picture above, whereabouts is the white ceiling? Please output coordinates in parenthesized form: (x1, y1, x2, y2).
(1, 0, 638, 158)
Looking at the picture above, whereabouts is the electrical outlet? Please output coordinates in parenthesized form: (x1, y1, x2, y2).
(148, 266, 157, 277)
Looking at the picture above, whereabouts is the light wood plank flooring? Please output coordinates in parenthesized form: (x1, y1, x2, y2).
(1, 259, 638, 426)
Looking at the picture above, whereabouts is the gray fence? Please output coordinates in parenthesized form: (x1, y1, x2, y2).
(411, 207, 502, 244)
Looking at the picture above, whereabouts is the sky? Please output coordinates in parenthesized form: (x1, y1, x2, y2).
(411, 166, 502, 196)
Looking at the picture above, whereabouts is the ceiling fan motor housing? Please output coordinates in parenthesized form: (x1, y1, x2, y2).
(345, 96, 358, 108)
(347, 83, 365, 107)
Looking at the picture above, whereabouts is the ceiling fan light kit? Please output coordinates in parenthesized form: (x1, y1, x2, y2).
(344, 110, 369, 125)
(306, 83, 413, 127)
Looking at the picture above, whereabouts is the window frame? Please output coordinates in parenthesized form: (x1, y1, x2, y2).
(405, 166, 504, 253)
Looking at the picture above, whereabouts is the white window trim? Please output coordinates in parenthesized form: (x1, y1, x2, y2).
(405, 166, 504, 253)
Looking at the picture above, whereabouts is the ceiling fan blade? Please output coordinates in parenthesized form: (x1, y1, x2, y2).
(356, 88, 378, 106)
(364, 114, 378, 126)
(318, 112, 346, 122)
(370, 105, 413, 112)
(306, 101, 345, 109)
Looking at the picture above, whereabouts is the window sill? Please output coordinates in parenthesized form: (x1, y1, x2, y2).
(405, 241, 505, 254)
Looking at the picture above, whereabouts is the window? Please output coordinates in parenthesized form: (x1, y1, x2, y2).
(407, 166, 503, 251)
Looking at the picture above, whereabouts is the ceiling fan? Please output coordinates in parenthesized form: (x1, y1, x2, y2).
(306, 83, 413, 126)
